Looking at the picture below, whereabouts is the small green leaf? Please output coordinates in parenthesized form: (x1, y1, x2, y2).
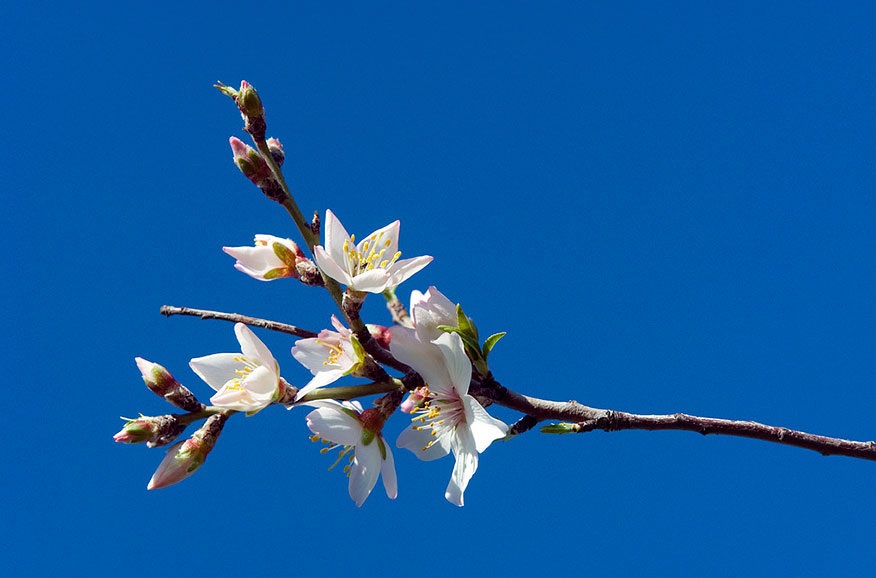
(540, 423, 580, 434)
(455, 304, 472, 334)
(482, 332, 506, 359)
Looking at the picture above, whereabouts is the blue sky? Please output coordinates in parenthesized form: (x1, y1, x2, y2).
(4, 1, 876, 576)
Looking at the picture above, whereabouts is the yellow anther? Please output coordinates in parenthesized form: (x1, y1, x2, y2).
(309, 435, 320, 442)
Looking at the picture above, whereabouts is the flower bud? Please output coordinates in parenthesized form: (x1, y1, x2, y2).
(266, 137, 284, 166)
(147, 413, 228, 490)
(114, 415, 185, 448)
(135, 358, 202, 412)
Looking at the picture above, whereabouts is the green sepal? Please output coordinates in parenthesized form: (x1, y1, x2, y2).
(272, 241, 298, 266)
(482, 332, 506, 360)
(262, 267, 288, 280)
(361, 428, 376, 446)
(376, 436, 387, 460)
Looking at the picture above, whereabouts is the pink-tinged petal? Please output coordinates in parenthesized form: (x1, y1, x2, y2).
(314, 245, 352, 286)
(359, 219, 400, 257)
(323, 210, 353, 265)
(380, 441, 398, 500)
(329, 314, 349, 334)
(386, 255, 433, 287)
(446, 426, 479, 507)
(412, 286, 457, 342)
(189, 353, 240, 391)
(389, 327, 452, 392)
(291, 338, 331, 372)
(463, 395, 509, 452)
(305, 406, 362, 446)
(209, 387, 253, 411)
(349, 442, 381, 507)
(434, 332, 472, 395)
(396, 424, 451, 461)
(223, 245, 278, 276)
(235, 324, 276, 371)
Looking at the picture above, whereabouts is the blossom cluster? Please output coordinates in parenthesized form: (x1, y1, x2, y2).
(118, 192, 508, 506)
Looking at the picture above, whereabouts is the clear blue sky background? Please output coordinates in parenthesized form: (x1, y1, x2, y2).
(4, 1, 876, 576)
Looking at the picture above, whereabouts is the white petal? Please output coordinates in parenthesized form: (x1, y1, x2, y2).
(380, 441, 398, 499)
(223, 244, 280, 273)
(434, 332, 472, 395)
(386, 255, 433, 287)
(323, 210, 353, 265)
(359, 219, 400, 257)
(464, 395, 509, 452)
(314, 245, 352, 286)
(349, 442, 381, 507)
(396, 424, 451, 461)
(388, 327, 451, 391)
(235, 324, 276, 370)
(189, 353, 240, 391)
(241, 365, 279, 396)
(293, 369, 346, 401)
(305, 406, 362, 446)
(446, 426, 479, 507)
(348, 269, 392, 293)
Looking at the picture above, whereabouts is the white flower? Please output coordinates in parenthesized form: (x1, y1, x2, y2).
(313, 209, 432, 293)
(306, 400, 398, 507)
(223, 234, 305, 281)
(409, 286, 457, 342)
(189, 323, 283, 414)
(291, 315, 364, 401)
(391, 330, 507, 506)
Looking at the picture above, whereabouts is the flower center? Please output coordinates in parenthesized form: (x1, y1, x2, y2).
(309, 435, 355, 476)
(316, 339, 345, 367)
(342, 232, 402, 276)
(408, 386, 465, 452)
(228, 355, 260, 391)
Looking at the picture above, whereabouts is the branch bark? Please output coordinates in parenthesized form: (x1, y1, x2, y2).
(160, 305, 318, 338)
(482, 383, 876, 462)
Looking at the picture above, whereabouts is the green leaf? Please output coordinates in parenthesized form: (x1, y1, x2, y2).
(455, 304, 472, 334)
(482, 332, 506, 359)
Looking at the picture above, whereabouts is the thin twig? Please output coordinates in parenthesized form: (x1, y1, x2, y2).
(160, 305, 318, 338)
(483, 383, 876, 462)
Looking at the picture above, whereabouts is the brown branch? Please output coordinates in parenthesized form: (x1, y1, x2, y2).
(482, 383, 876, 462)
(160, 305, 318, 339)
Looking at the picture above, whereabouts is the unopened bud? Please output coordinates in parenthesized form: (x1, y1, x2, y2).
(147, 413, 227, 490)
(114, 415, 185, 448)
(366, 324, 392, 349)
(135, 358, 202, 412)
(266, 137, 284, 166)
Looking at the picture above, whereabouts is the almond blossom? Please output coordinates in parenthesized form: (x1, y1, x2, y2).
(223, 234, 306, 281)
(305, 400, 397, 507)
(409, 286, 457, 342)
(291, 315, 365, 401)
(189, 323, 284, 414)
(313, 209, 432, 293)
(391, 329, 507, 506)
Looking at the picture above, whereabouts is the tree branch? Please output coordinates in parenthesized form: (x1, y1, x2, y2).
(160, 305, 318, 338)
(482, 383, 876, 462)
